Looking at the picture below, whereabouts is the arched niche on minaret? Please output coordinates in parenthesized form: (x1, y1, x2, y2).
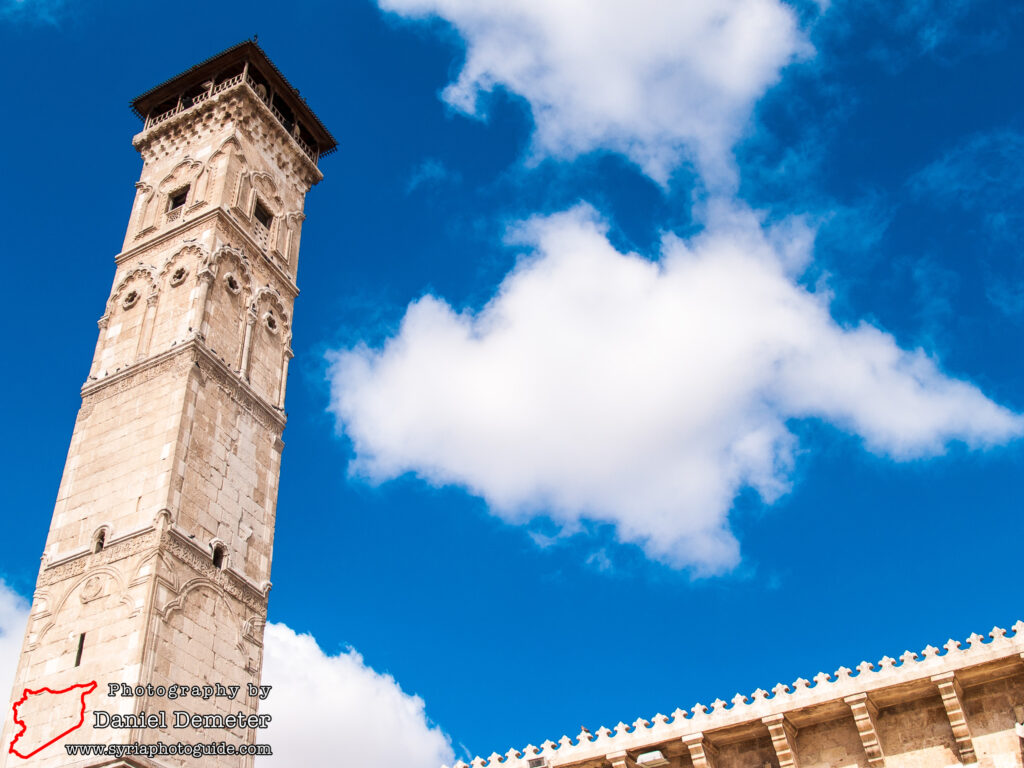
(246, 288, 291, 406)
(94, 267, 159, 377)
(155, 159, 203, 228)
(204, 136, 248, 212)
(247, 172, 283, 253)
(149, 244, 207, 354)
(125, 182, 155, 248)
(202, 247, 252, 371)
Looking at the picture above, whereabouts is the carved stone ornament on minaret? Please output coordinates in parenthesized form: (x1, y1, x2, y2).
(0, 41, 333, 768)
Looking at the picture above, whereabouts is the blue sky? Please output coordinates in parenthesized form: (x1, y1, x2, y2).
(1, 0, 1022, 764)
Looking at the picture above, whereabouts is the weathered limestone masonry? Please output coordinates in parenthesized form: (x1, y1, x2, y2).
(0, 42, 334, 768)
(455, 623, 1024, 768)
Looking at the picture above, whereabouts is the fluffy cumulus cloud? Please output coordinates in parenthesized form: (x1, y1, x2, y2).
(377, 0, 810, 186)
(260, 623, 452, 767)
(0, 581, 29, 710)
(329, 205, 1023, 574)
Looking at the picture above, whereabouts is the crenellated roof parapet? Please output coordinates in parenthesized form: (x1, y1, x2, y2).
(452, 620, 1024, 768)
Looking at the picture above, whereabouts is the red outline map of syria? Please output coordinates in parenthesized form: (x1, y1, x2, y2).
(8, 681, 97, 759)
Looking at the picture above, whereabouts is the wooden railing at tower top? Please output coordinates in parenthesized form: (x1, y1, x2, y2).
(142, 73, 319, 165)
(243, 73, 319, 163)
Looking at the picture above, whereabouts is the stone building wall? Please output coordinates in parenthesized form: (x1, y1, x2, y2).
(175, 357, 282, 584)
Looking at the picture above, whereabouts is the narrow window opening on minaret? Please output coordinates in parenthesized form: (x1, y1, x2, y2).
(93, 530, 105, 553)
(253, 200, 273, 229)
(168, 186, 189, 211)
(74, 633, 85, 667)
(212, 544, 226, 570)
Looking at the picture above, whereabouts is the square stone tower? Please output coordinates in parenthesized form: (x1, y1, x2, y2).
(1, 41, 334, 767)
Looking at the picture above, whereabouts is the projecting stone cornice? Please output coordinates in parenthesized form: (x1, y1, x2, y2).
(39, 526, 161, 586)
(115, 208, 219, 264)
(162, 525, 270, 614)
(452, 621, 1024, 768)
(114, 206, 300, 299)
(81, 339, 287, 432)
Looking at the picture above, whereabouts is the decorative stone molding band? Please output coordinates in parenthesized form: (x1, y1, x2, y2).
(82, 340, 286, 432)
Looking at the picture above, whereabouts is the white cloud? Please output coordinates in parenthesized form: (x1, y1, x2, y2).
(0, 581, 29, 712)
(909, 130, 1024, 317)
(378, 0, 811, 187)
(329, 204, 1023, 574)
(407, 158, 462, 194)
(840, 0, 975, 59)
(260, 622, 452, 768)
(910, 130, 1024, 235)
(0, 0, 65, 23)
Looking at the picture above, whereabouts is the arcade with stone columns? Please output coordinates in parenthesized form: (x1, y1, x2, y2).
(0, 41, 333, 768)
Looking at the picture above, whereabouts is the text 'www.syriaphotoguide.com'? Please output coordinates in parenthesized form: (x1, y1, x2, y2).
(65, 741, 273, 758)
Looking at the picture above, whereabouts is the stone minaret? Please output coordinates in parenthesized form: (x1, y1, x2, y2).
(1, 42, 333, 767)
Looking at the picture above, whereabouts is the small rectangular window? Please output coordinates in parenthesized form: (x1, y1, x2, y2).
(168, 187, 189, 211)
(253, 201, 273, 229)
(74, 633, 85, 667)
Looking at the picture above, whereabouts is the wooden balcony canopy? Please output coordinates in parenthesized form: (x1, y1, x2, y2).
(130, 40, 337, 162)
